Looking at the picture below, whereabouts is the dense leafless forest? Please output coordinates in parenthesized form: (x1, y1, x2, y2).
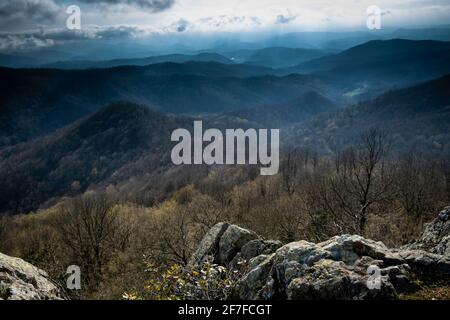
(1, 127, 448, 298)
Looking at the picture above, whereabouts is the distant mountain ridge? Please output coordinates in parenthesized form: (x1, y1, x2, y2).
(289, 39, 450, 79)
(287, 74, 450, 154)
(234, 47, 327, 68)
(0, 64, 334, 147)
(0, 53, 39, 68)
(2, 39, 450, 149)
(283, 39, 450, 101)
(43, 52, 233, 69)
(230, 91, 337, 127)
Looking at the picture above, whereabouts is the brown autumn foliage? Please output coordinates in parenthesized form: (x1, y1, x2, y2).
(0, 130, 448, 299)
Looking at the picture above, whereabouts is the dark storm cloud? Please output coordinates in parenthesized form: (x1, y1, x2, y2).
(0, 24, 150, 51)
(0, 0, 62, 31)
(0, 33, 54, 51)
(77, 0, 175, 12)
(46, 25, 149, 40)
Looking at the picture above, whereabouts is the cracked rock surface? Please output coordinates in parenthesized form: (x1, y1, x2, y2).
(0, 252, 66, 300)
(190, 208, 450, 300)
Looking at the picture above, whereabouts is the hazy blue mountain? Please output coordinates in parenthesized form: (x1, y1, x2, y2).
(0, 48, 74, 67)
(0, 63, 335, 147)
(288, 74, 450, 154)
(43, 52, 233, 69)
(222, 49, 258, 63)
(4, 39, 449, 148)
(243, 47, 327, 68)
(284, 39, 450, 101)
(389, 28, 450, 42)
(263, 31, 384, 51)
(230, 91, 337, 127)
(3, 28, 449, 69)
(289, 39, 450, 79)
(0, 53, 41, 68)
(107, 61, 278, 78)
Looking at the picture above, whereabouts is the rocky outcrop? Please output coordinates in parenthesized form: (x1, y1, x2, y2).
(188, 222, 260, 266)
(190, 208, 450, 300)
(232, 235, 450, 300)
(0, 252, 66, 300)
(404, 206, 450, 256)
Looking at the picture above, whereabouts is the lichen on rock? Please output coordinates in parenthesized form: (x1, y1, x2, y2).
(190, 207, 450, 300)
(0, 252, 66, 300)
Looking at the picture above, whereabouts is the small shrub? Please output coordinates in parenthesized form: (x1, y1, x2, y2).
(124, 256, 244, 300)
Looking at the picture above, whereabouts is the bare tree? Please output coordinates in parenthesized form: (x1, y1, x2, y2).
(396, 153, 447, 220)
(396, 153, 426, 219)
(275, 195, 309, 242)
(328, 128, 392, 234)
(153, 207, 195, 265)
(280, 148, 300, 195)
(58, 192, 131, 289)
(303, 164, 347, 239)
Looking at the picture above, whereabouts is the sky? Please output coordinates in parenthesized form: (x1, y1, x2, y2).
(1, 0, 450, 52)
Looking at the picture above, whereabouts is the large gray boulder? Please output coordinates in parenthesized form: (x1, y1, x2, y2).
(217, 225, 259, 265)
(231, 235, 450, 300)
(188, 222, 260, 266)
(188, 222, 230, 266)
(318, 235, 391, 264)
(239, 239, 283, 262)
(191, 207, 450, 300)
(404, 206, 450, 256)
(232, 236, 415, 300)
(0, 252, 66, 300)
(286, 259, 397, 300)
